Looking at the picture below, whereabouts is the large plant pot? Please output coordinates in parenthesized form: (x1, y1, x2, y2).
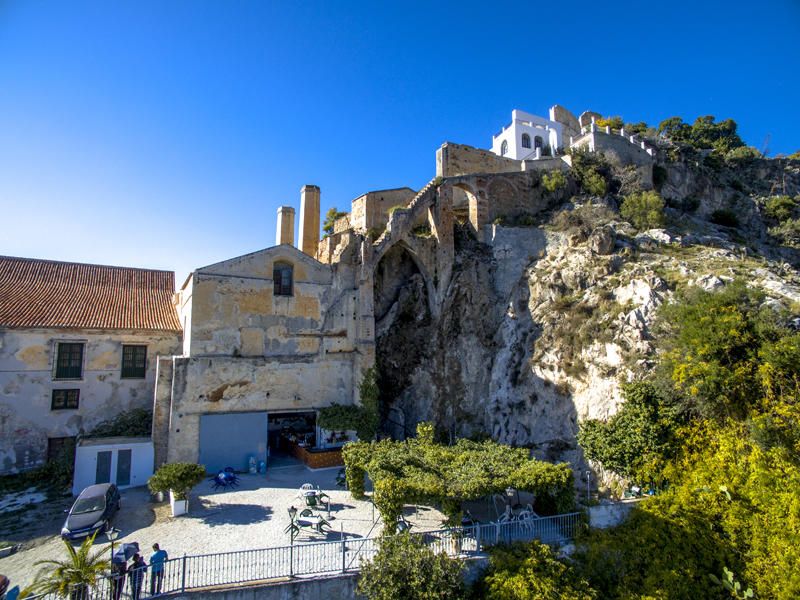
(169, 490, 188, 517)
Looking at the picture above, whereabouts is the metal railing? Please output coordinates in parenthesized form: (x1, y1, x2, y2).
(25, 511, 581, 599)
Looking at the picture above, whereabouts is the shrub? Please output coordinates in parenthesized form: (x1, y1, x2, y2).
(710, 209, 739, 228)
(769, 218, 800, 247)
(620, 190, 665, 230)
(596, 116, 624, 130)
(388, 205, 406, 216)
(764, 195, 798, 222)
(87, 408, 152, 438)
(569, 149, 612, 197)
(148, 463, 206, 500)
(581, 170, 607, 197)
(725, 146, 761, 163)
(357, 533, 466, 600)
(542, 170, 567, 193)
(476, 541, 597, 600)
(319, 368, 380, 442)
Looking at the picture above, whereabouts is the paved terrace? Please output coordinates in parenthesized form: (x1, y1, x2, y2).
(0, 464, 447, 590)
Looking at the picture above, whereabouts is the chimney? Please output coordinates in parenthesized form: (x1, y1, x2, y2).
(276, 206, 295, 246)
(298, 184, 320, 257)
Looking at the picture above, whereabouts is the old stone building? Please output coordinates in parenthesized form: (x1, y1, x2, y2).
(0, 256, 181, 474)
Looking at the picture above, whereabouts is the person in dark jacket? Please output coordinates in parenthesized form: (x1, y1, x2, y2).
(128, 554, 146, 600)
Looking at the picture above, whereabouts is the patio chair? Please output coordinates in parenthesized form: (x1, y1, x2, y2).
(305, 491, 330, 509)
(300, 483, 315, 491)
(300, 508, 314, 518)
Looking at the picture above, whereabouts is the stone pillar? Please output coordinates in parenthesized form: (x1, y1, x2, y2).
(298, 185, 320, 257)
(276, 206, 295, 246)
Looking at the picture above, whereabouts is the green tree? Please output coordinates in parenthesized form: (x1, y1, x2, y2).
(24, 532, 110, 599)
(357, 533, 466, 600)
(578, 382, 679, 482)
(322, 207, 348, 237)
(620, 190, 666, 230)
(476, 541, 597, 599)
(148, 462, 206, 500)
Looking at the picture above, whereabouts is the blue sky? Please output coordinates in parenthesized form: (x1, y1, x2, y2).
(1, 1, 798, 282)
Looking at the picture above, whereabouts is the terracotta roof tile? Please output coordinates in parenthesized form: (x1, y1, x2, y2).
(0, 256, 182, 331)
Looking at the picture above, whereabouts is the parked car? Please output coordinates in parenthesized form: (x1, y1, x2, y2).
(61, 483, 120, 540)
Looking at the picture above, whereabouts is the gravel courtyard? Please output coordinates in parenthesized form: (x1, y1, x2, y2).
(0, 464, 446, 591)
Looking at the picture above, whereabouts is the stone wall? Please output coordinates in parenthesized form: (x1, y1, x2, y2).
(0, 328, 181, 474)
(349, 188, 416, 233)
(436, 142, 522, 178)
(163, 354, 355, 464)
(571, 131, 655, 188)
(183, 575, 361, 600)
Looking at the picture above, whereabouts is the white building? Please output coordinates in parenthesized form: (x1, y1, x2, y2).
(491, 109, 563, 160)
(72, 437, 154, 495)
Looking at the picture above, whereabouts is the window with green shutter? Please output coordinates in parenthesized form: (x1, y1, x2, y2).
(121, 345, 147, 378)
(55, 342, 84, 379)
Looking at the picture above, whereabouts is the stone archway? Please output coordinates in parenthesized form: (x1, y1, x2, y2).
(453, 182, 487, 241)
(372, 243, 435, 439)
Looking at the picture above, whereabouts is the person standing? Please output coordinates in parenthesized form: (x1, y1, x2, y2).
(110, 560, 126, 600)
(149, 543, 168, 595)
(128, 554, 146, 600)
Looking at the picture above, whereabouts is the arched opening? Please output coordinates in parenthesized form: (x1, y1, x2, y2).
(273, 262, 293, 296)
(500, 140, 508, 156)
(534, 136, 544, 150)
(521, 133, 531, 149)
(373, 244, 433, 439)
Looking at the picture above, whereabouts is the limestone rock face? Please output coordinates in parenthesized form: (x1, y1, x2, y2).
(374, 156, 800, 473)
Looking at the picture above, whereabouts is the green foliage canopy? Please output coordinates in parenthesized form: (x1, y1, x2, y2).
(578, 383, 679, 483)
(343, 423, 574, 531)
(657, 115, 745, 154)
(542, 170, 567, 193)
(476, 541, 597, 600)
(357, 532, 466, 600)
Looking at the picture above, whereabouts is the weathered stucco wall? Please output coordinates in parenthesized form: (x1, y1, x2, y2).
(0, 328, 181, 474)
(180, 246, 350, 358)
(163, 354, 355, 464)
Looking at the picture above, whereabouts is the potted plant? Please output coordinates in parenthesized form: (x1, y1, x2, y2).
(147, 463, 206, 517)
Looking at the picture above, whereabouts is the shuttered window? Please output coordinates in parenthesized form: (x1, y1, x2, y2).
(121, 345, 147, 378)
(55, 342, 84, 379)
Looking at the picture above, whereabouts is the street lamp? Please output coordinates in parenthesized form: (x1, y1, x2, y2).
(105, 527, 120, 563)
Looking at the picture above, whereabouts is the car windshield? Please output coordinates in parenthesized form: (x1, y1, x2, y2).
(72, 495, 106, 514)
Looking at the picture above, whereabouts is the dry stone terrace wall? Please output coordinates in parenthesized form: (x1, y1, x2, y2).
(0, 327, 180, 473)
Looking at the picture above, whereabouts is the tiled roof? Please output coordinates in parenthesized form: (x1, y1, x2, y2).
(0, 256, 182, 331)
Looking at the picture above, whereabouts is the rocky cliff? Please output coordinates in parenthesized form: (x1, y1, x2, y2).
(375, 151, 800, 471)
